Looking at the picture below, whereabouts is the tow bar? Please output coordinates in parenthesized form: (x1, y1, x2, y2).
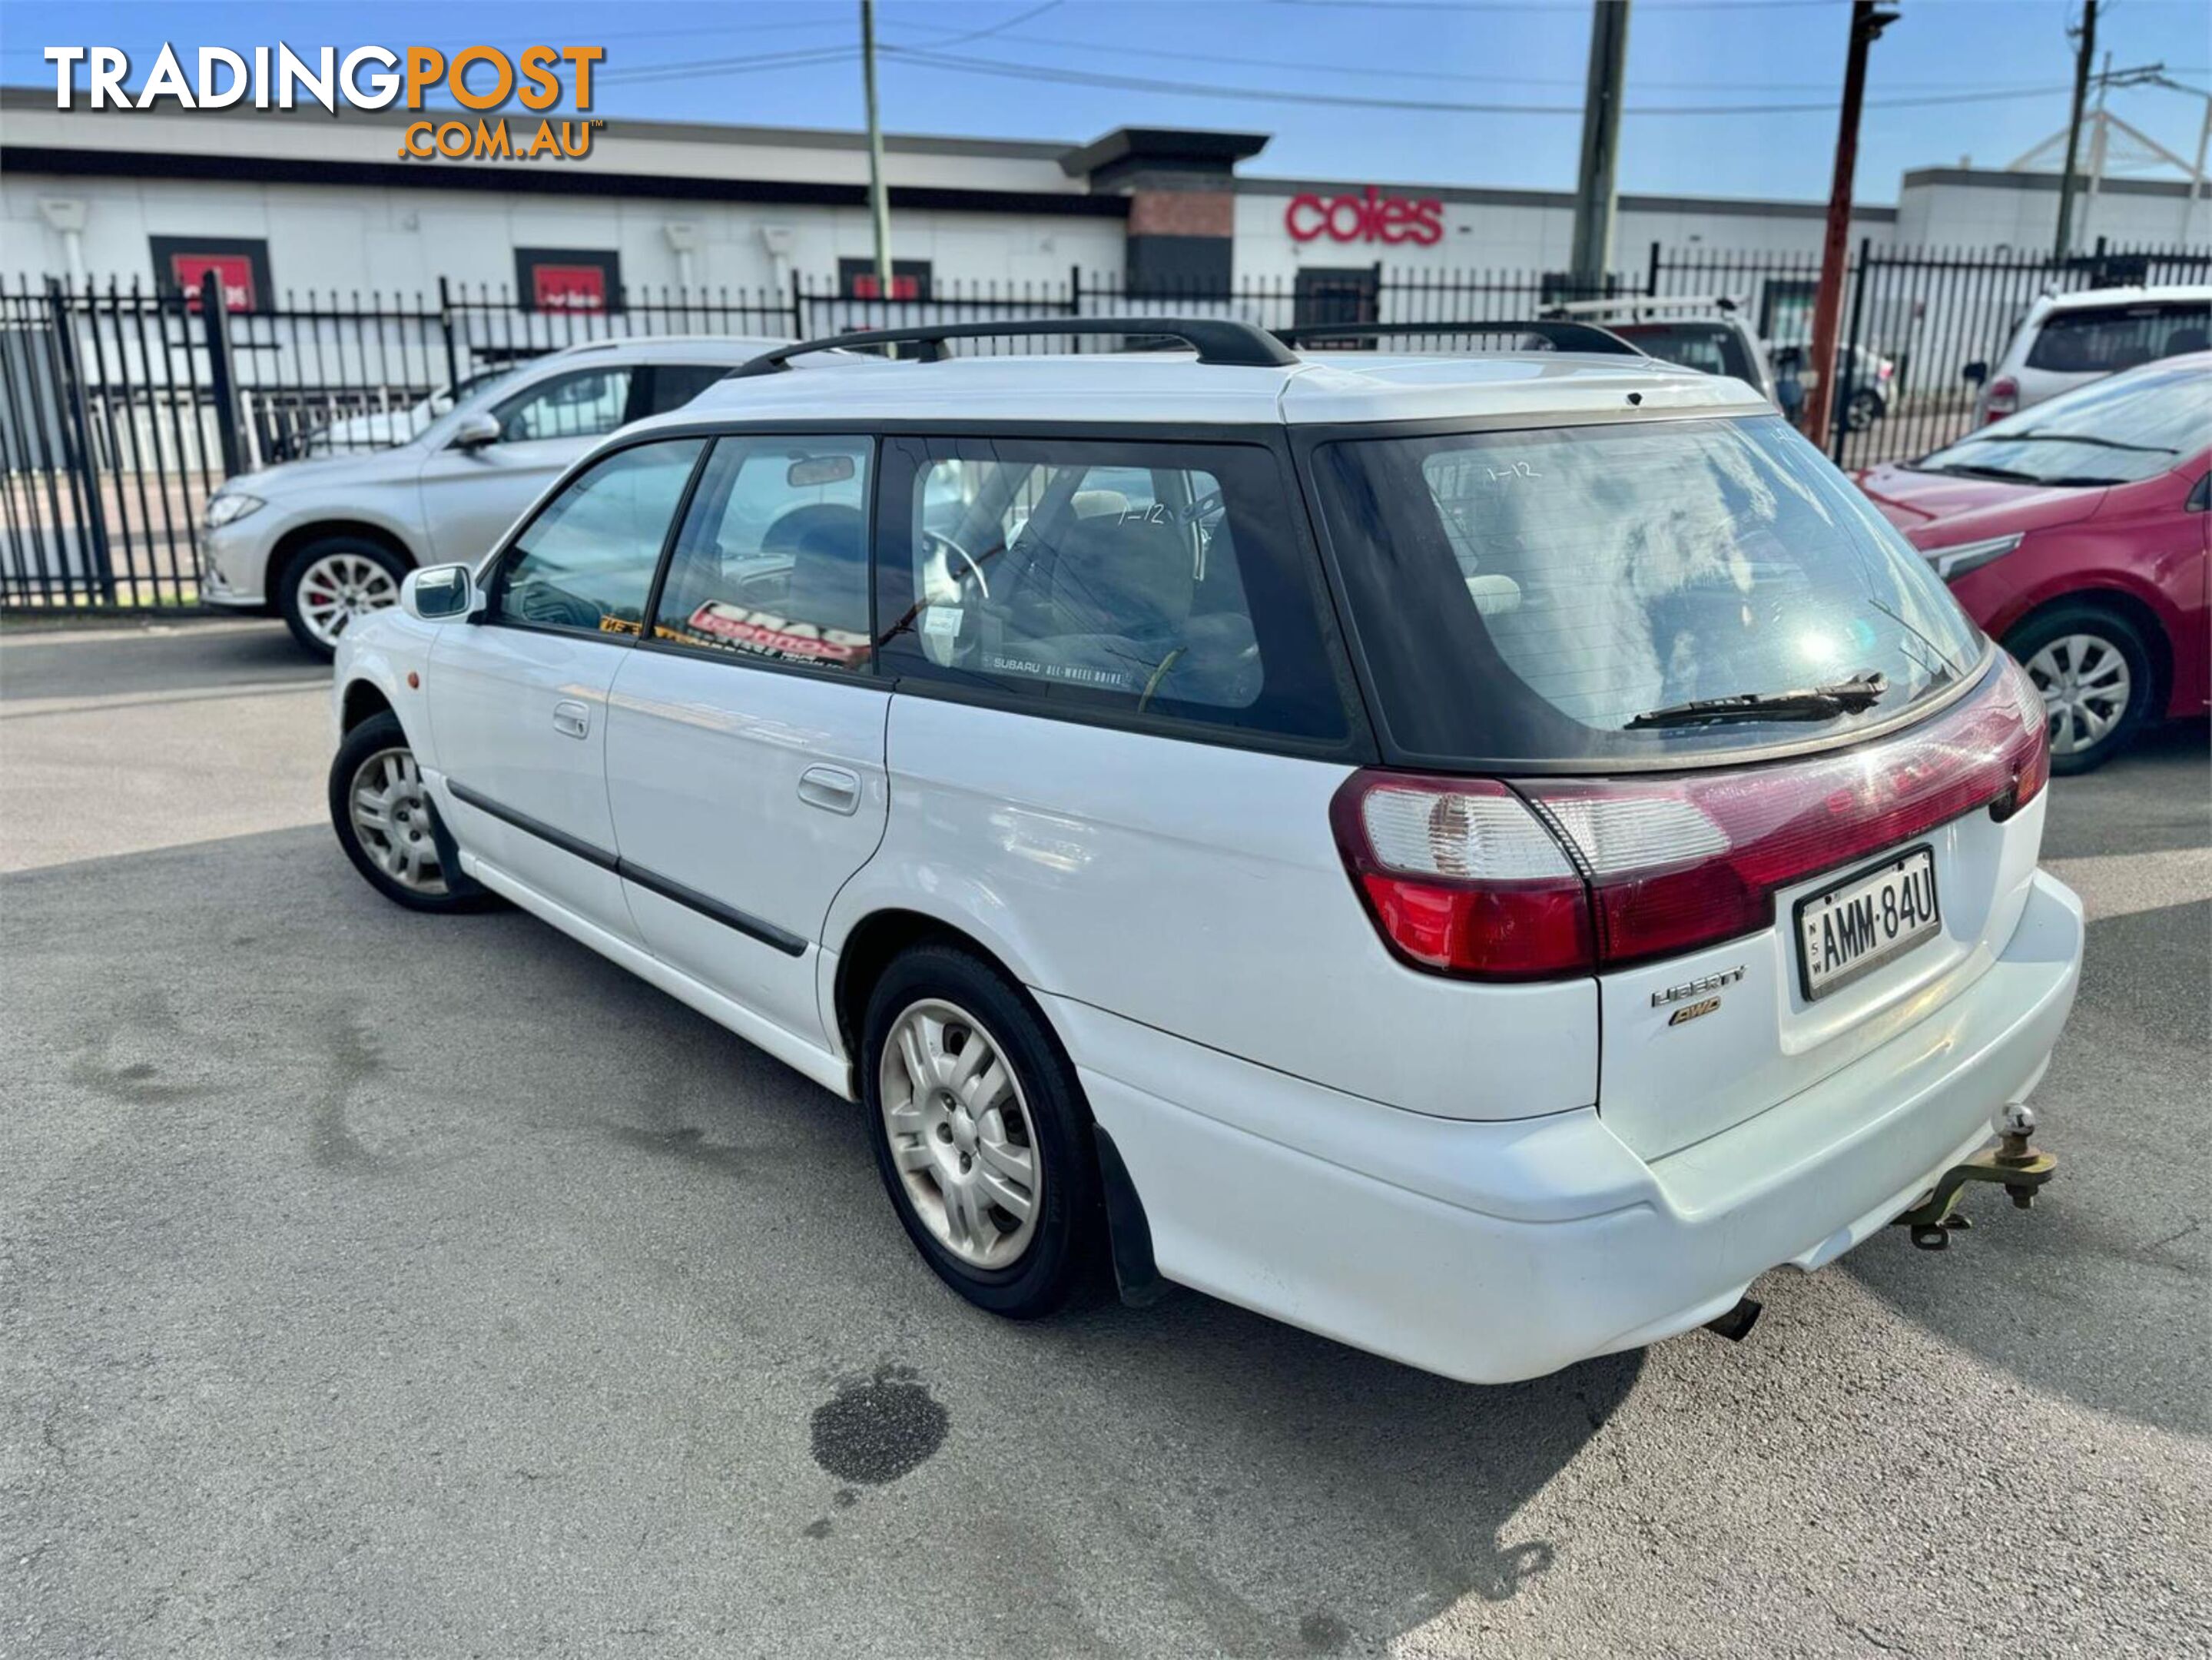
(1891, 1103, 2058, 1250)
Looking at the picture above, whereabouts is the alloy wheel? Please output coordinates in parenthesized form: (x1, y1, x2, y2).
(347, 747, 449, 895)
(878, 998, 1043, 1271)
(2024, 632, 2131, 759)
(298, 552, 400, 649)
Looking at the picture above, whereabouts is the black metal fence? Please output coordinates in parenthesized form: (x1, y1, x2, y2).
(4, 241, 2206, 611)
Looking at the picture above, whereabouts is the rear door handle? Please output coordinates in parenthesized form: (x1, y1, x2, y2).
(552, 699, 590, 739)
(798, 765, 862, 815)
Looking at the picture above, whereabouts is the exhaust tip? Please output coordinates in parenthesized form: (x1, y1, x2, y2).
(1703, 1296, 1763, 1344)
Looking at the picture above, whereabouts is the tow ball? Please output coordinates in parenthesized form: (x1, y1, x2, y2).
(1891, 1104, 2058, 1251)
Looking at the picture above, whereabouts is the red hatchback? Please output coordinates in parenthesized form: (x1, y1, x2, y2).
(1857, 354, 2209, 772)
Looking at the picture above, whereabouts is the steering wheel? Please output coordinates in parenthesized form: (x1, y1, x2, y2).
(922, 528, 990, 598)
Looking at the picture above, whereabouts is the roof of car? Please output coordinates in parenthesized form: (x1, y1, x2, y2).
(541, 334, 794, 364)
(657, 347, 1767, 430)
(2038, 284, 2212, 313)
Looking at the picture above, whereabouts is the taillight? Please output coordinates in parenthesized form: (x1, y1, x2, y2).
(1333, 659, 2048, 980)
(1329, 775, 1595, 980)
(1984, 376, 2019, 420)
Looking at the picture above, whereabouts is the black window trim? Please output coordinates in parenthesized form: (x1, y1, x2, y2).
(870, 428, 1375, 764)
(634, 432, 889, 687)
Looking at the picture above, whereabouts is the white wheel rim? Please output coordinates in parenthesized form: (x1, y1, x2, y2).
(879, 998, 1042, 1270)
(2024, 632, 2132, 757)
(347, 746, 449, 895)
(299, 553, 400, 648)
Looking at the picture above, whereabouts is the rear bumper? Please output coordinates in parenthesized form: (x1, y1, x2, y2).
(1057, 869, 2083, 1384)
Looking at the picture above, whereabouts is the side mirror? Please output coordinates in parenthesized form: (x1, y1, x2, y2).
(1961, 360, 1988, 385)
(452, 412, 501, 450)
(402, 563, 479, 622)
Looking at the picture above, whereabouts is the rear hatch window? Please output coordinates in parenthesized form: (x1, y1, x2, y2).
(2025, 300, 2210, 374)
(1607, 321, 1756, 384)
(1312, 414, 1985, 766)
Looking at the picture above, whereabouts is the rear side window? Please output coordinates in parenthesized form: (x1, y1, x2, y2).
(651, 437, 874, 670)
(875, 438, 1350, 743)
(643, 363, 728, 416)
(2025, 301, 2210, 374)
(492, 367, 635, 443)
(490, 437, 705, 636)
(1312, 415, 1983, 765)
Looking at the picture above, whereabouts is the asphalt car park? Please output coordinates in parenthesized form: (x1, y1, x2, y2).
(3, 616, 2207, 1658)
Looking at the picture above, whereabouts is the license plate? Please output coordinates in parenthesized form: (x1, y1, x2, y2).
(1795, 845, 1941, 1000)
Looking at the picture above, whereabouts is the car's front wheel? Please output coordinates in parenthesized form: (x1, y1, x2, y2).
(280, 537, 410, 660)
(2008, 604, 2156, 775)
(862, 944, 1101, 1317)
(328, 710, 488, 911)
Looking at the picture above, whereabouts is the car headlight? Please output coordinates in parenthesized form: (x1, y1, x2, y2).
(1924, 533, 2021, 580)
(201, 492, 265, 530)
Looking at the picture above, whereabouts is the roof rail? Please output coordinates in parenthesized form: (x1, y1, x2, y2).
(1271, 320, 1645, 356)
(727, 317, 1300, 378)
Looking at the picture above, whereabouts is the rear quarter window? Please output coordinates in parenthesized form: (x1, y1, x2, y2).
(873, 437, 1354, 746)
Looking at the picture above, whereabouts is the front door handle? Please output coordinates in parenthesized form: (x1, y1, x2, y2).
(798, 765, 862, 815)
(552, 699, 590, 739)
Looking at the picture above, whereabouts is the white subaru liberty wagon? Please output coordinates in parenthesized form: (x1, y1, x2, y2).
(326, 317, 2082, 1385)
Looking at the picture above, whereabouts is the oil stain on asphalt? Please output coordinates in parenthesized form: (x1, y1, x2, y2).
(809, 1364, 948, 1486)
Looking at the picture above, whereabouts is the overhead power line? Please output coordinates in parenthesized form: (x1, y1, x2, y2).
(876, 45, 2078, 118)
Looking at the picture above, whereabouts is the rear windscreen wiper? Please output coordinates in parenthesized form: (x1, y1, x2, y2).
(1626, 671, 1888, 730)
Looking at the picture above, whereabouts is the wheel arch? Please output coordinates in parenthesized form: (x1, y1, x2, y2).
(831, 908, 1033, 1070)
(2003, 586, 2173, 715)
(340, 677, 395, 734)
(270, 520, 418, 593)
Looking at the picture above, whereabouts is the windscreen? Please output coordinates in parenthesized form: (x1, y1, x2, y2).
(1313, 414, 1984, 765)
(1916, 357, 2210, 487)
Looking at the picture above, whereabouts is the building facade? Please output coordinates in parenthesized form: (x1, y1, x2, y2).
(5, 87, 2205, 313)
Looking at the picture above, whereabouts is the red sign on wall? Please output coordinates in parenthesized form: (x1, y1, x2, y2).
(531, 263, 610, 312)
(1285, 186, 1445, 247)
(171, 253, 257, 313)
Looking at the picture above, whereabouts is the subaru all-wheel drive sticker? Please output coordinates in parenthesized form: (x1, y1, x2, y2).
(684, 601, 871, 665)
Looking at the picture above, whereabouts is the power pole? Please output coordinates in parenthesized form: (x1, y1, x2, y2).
(1568, 0, 1633, 298)
(860, 0, 894, 300)
(2054, 0, 2098, 261)
(1802, 0, 1895, 444)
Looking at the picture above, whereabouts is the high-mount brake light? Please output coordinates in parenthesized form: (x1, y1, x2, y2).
(1332, 657, 2049, 981)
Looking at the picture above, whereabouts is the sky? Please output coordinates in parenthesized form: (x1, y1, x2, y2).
(2, 0, 2207, 205)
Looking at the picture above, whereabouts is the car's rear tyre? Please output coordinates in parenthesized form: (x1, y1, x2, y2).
(1845, 387, 1884, 432)
(328, 711, 489, 911)
(280, 536, 410, 660)
(2006, 603, 2155, 775)
(861, 944, 1101, 1318)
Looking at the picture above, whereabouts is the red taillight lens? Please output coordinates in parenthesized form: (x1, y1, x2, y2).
(1333, 660, 2048, 980)
(1331, 775, 1595, 980)
(1985, 376, 2019, 420)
